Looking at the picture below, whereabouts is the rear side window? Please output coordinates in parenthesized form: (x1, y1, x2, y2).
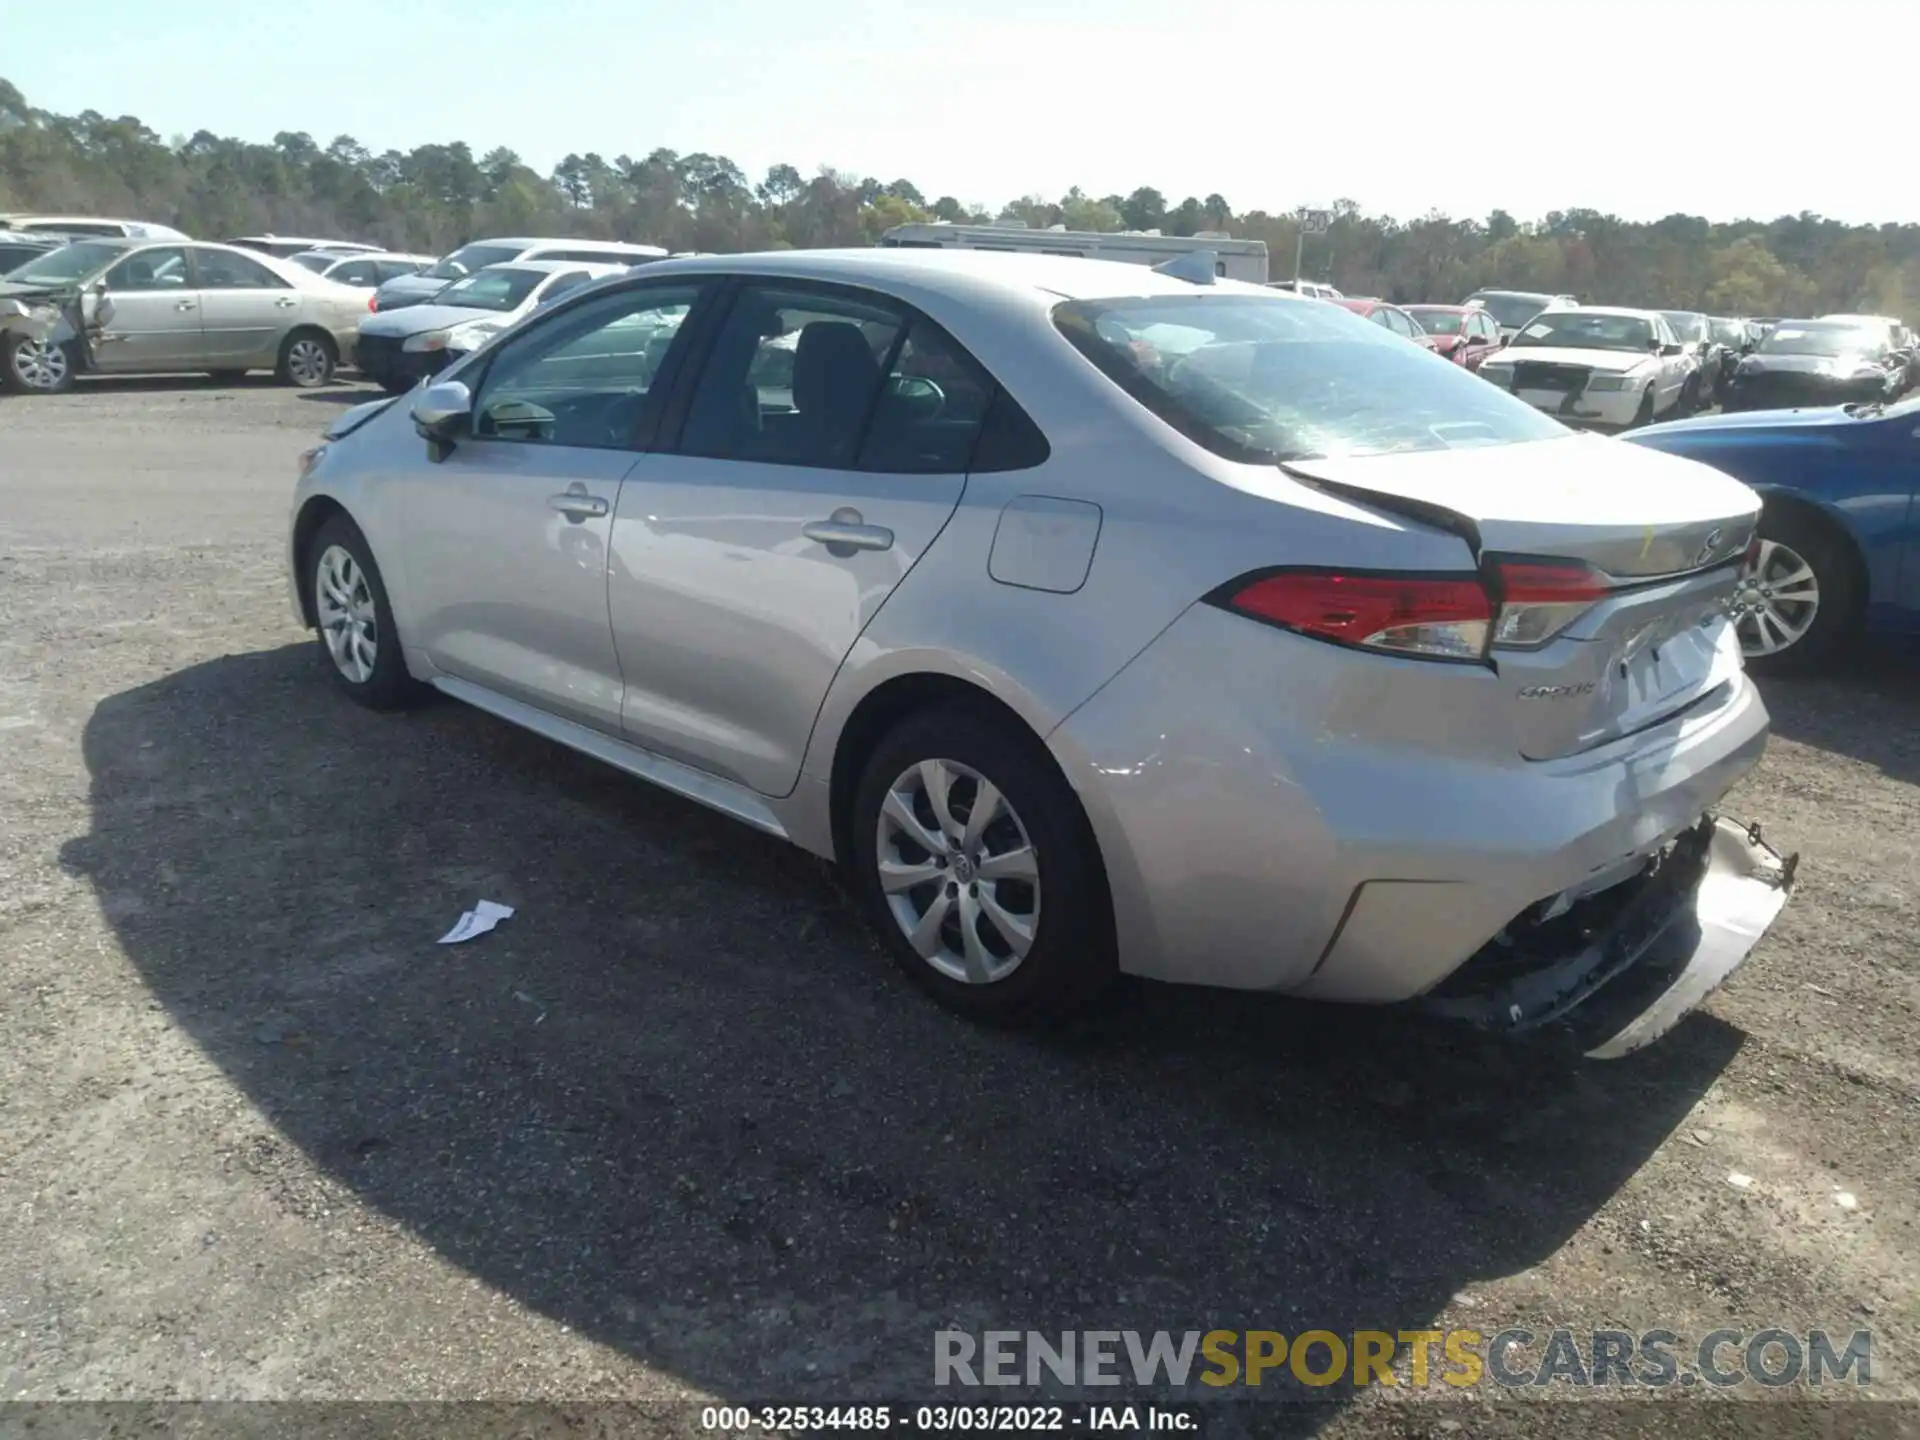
(1054, 293, 1567, 462)
(858, 320, 997, 474)
(968, 388, 1050, 473)
(194, 248, 290, 290)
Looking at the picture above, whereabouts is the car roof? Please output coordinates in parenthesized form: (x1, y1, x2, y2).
(318, 250, 434, 264)
(1406, 303, 1469, 311)
(471, 237, 668, 255)
(474, 259, 628, 276)
(624, 247, 1289, 307)
(1539, 304, 1658, 320)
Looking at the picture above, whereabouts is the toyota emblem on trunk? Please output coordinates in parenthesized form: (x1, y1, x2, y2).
(1694, 526, 1724, 567)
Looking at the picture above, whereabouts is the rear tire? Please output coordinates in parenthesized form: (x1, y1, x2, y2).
(849, 705, 1115, 1024)
(306, 514, 422, 710)
(1733, 508, 1863, 675)
(276, 330, 337, 388)
(3, 334, 75, 394)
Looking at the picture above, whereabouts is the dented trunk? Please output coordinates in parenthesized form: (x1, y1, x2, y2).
(1284, 434, 1762, 760)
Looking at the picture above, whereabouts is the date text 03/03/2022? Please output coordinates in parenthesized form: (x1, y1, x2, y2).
(700, 1405, 1193, 1432)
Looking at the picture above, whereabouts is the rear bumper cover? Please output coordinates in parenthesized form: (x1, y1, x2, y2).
(1420, 815, 1796, 1058)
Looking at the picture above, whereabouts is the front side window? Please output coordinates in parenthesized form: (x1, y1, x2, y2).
(1054, 293, 1566, 463)
(194, 248, 290, 290)
(471, 283, 704, 449)
(678, 285, 906, 469)
(1660, 312, 1708, 344)
(104, 246, 190, 292)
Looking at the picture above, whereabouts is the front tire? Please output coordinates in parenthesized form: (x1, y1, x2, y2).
(277, 330, 337, 388)
(4, 334, 75, 394)
(307, 514, 421, 709)
(1630, 385, 1657, 427)
(850, 706, 1115, 1024)
(1731, 509, 1862, 674)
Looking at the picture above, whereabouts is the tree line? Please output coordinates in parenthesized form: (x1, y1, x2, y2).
(4, 78, 1917, 319)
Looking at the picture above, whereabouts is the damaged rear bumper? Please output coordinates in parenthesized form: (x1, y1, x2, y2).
(1420, 815, 1797, 1059)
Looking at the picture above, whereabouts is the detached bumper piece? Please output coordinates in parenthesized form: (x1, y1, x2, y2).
(1421, 816, 1796, 1059)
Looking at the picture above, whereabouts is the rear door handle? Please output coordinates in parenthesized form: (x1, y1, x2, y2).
(175, 300, 196, 312)
(803, 512, 894, 552)
(274, 297, 298, 309)
(548, 487, 610, 521)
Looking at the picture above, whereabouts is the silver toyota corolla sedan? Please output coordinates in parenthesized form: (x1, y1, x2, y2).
(287, 249, 1796, 1057)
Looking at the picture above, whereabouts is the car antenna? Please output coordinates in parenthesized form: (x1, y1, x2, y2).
(1151, 250, 1217, 285)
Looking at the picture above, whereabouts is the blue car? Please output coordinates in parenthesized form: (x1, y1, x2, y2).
(1625, 397, 1920, 670)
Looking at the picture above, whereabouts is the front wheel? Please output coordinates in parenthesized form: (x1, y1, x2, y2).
(1730, 512, 1862, 673)
(277, 331, 337, 388)
(307, 514, 422, 709)
(1630, 385, 1657, 427)
(850, 707, 1115, 1024)
(3, 334, 75, 393)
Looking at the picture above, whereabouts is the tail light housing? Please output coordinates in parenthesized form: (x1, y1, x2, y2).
(1216, 570, 1492, 661)
(367, 293, 378, 312)
(1214, 558, 1615, 662)
(1487, 559, 1611, 648)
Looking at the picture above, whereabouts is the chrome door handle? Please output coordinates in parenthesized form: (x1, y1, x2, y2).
(803, 513, 894, 552)
(174, 300, 196, 311)
(548, 489, 609, 521)
(274, 297, 298, 309)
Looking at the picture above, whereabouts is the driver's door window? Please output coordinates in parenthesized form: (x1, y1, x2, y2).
(470, 283, 706, 449)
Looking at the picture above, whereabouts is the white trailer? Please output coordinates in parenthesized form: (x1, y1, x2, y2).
(878, 222, 1270, 284)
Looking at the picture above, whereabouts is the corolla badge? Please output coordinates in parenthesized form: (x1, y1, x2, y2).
(1519, 681, 1597, 699)
(1693, 526, 1725, 568)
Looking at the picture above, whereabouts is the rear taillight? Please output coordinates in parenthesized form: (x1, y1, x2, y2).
(1488, 559, 1611, 648)
(367, 293, 378, 312)
(1219, 570, 1492, 662)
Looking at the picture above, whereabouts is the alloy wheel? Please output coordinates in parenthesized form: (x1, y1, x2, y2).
(874, 757, 1041, 986)
(286, 337, 331, 386)
(11, 338, 68, 391)
(314, 544, 378, 683)
(1729, 538, 1819, 658)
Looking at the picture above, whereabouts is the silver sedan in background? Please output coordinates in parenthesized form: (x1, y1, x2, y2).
(2, 238, 366, 391)
(287, 250, 1796, 1057)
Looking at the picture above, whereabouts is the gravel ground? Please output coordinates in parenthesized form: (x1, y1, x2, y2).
(1, 376, 1916, 1438)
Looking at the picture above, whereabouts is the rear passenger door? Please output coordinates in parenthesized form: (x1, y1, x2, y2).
(606, 280, 992, 796)
(191, 247, 300, 366)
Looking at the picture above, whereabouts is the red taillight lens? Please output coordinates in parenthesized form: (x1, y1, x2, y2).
(1489, 559, 1611, 648)
(367, 293, 378, 312)
(1222, 571, 1493, 661)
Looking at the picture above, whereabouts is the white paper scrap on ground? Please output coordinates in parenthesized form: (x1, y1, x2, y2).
(438, 899, 516, 945)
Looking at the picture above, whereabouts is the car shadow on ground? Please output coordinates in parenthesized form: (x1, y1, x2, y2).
(72, 374, 375, 399)
(61, 645, 1745, 1430)
(1755, 646, 1920, 785)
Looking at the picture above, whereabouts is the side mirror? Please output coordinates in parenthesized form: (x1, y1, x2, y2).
(1659, 342, 1683, 356)
(411, 380, 471, 458)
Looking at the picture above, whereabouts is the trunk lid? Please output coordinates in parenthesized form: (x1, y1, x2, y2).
(1284, 433, 1759, 760)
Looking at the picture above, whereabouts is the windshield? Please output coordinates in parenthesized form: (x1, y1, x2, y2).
(1469, 293, 1553, 328)
(1509, 312, 1654, 353)
(1709, 318, 1745, 345)
(1053, 294, 1566, 463)
(1406, 308, 1465, 335)
(432, 266, 547, 312)
(4, 240, 124, 285)
(1660, 312, 1708, 343)
(424, 241, 525, 281)
(1758, 322, 1880, 358)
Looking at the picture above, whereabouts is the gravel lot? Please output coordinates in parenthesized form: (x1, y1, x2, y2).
(1, 376, 1916, 1437)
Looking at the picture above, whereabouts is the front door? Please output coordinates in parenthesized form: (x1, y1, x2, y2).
(608, 281, 993, 796)
(190, 246, 303, 367)
(90, 246, 205, 372)
(385, 280, 711, 736)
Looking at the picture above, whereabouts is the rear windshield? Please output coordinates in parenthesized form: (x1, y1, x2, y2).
(1406, 307, 1464, 335)
(1468, 293, 1553, 328)
(1053, 294, 1566, 463)
(424, 241, 525, 281)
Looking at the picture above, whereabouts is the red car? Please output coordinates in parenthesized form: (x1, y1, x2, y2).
(1403, 304, 1506, 370)
(1330, 298, 1445, 355)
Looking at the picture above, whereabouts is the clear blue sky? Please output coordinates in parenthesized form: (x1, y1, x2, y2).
(7, 0, 1908, 224)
